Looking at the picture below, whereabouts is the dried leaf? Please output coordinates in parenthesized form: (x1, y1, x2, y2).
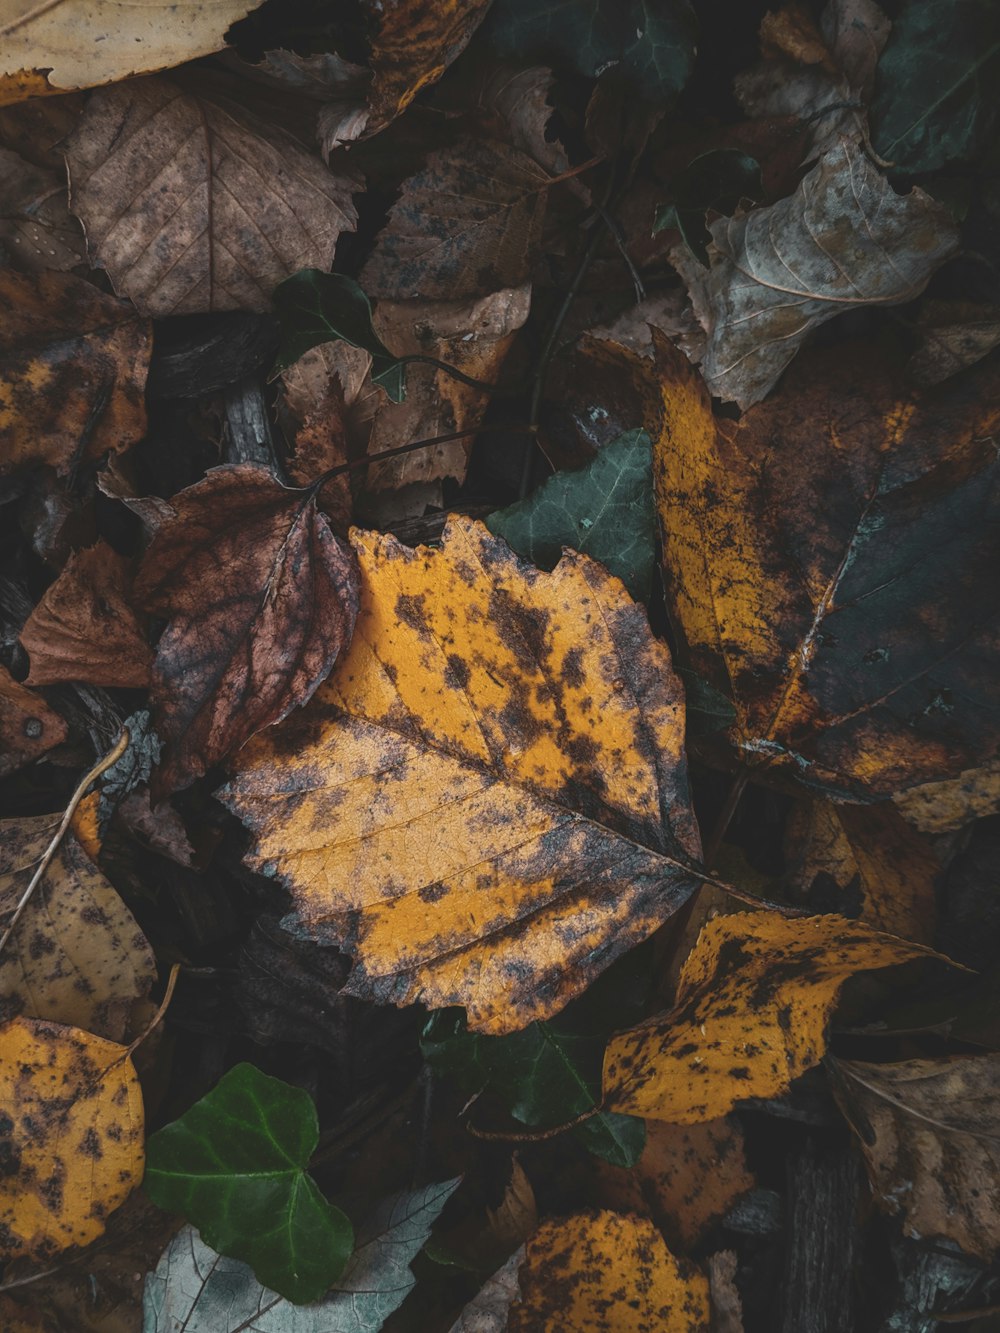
(222, 515, 703, 1034)
(603, 911, 930, 1123)
(0, 268, 150, 477)
(135, 465, 360, 793)
(0, 1016, 143, 1262)
(0, 666, 67, 778)
(20, 541, 153, 689)
(654, 337, 1000, 799)
(0, 0, 259, 102)
(707, 1250, 744, 1333)
(507, 1210, 709, 1332)
(448, 1248, 523, 1333)
(360, 135, 549, 301)
(835, 1055, 1000, 1261)
(0, 817, 156, 1040)
(894, 760, 1000, 834)
(908, 300, 1000, 386)
(678, 140, 958, 406)
(0, 147, 85, 271)
(65, 76, 360, 317)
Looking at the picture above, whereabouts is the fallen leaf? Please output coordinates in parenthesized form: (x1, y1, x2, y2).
(431, 1160, 536, 1272)
(908, 300, 1000, 386)
(488, 428, 655, 602)
(654, 337, 1000, 798)
(784, 800, 938, 943)
(707, 1250, 744, 1333)
(894, 760, 1000, 834)
(65, 76, 360, 317)
(654, 149, 764, 265)
(0, 1016, 143, 1262)
(20, 541, 153, 688)
(677, 140, 958, 406)
(507, 1209, 710, 1331)
(135, 464, 360, 792)
(603, 911, 930, 1123)
(835, 1055, 1000, 1261)
(469, 64, 573, 181)
(0, 666, 67, 778)
(222, 515, 703, 1034)
(0, 0, 259, 103)
(448, 1247, 524, 1333)
(0, 147, 85, 271)
(0, 816, 155, 1040)
(359, 135, 549, 301)
(0, 268, 150, 477)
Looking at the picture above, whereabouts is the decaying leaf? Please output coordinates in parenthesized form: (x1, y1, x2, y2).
(65, 76, 360, 316)
(507, 1210, 710, 1332)
(894, 760, 1000, 834)
(360, 136, 549, 301)
(0, 666, 67, 778)
(223, 515, 703, 1034)
(654, 337, 1000, 799)
(0, 1016, 143, 1262)
(603, 911, 930, 1123)
(20, 541, 153, 688)
(0, 816, 156, 1040)
(135, 465, 360, 792)
(0, 147, 85, 271)
(449, 1247, 524, 1333)
(907, 300, 1000, 386)
(676, 139, 959, 406)
(0, 267, 150, 477)
(835, 1055, 1000, 1261)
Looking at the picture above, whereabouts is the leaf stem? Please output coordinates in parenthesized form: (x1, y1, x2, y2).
(465, 1103, 603, 1142)
(702, 769, 750, 868)
(396, 354, 499, 395)
(311, 421, 536, 490)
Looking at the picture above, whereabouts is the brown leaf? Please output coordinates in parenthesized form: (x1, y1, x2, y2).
(655, 337, 1000, 799)
(708, 1250, 745, 1333)
(0, 667, 67, 778)
(135, 464, 360, 792)
(0, 147, 85, 272)
(287, 379, 354, 534)
(360, 135, 549, 301)
(0, 268, 150, 477)
(908, 300, 1000, 386)
(20, 541, 153, 689)
(835, 1055, 1000, 1261)
(894, 760, 1000, 834)
(65, 76, 360, 317)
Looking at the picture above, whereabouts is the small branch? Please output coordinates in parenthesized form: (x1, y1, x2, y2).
(396, 354, 499, 395)
(702, 769, 750, 868)
(126, 962, 180, 1058)
(0, 729, 130, 958)
(465, 1103, 602, 1142)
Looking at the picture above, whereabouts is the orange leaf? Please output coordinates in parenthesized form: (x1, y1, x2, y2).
(0, 666, 66, 779)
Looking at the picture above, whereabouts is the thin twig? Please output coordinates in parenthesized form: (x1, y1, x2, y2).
(396, 354, 498, 395)
(126, 962, 180, 1058)
(702, 769, 751, 868)
(466, 1103, 602, 1142)
(0, 729, 130, 958)
(311, 421, 536, 491)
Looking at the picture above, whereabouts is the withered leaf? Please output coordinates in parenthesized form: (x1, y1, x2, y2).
(0, 1016, 144, 1262)
(0, 147, 85, 272)
(0, 268, 150, 477)
(222, 516, 703, 1034)
(894, 760, 1000, 835)
(0, 666, 67, 778)
(135, 465, 360, 793)
(360, 135, 549, 301)
(655, 337, 1000, 799)
(0, 816, 156, 1040)
(20, 541, 153, 688)
(835, 1055, 1000, 1261)
(603, 911, 930, 1123)
(65, 76, 360, 317)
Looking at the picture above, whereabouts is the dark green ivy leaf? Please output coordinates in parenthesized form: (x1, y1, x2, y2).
(654, 149, 763, 265)
(144, 1063, 353, 1304)
(871, 0, 1000, 173)
(487, 429, 655, 602)
(485, 0, 697, 103)
(273, 270, 406, 401)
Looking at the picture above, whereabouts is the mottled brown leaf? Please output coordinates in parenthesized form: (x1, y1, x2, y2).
(0, 666, 67, 778)
(135, 464, 360, 793)
(894, 760, 1000, 834)
(0, 147, 84, 272)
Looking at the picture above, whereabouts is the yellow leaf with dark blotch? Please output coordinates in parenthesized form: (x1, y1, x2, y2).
(0, 1016, 144, 1262)
(0, 268, 150, 477)
(0, 666, 67, 779)
(222, 515, 703, 1034)
(784, 799, 938, 943)
(834, 1055, 1000, 1261)
(894, 759, 1000, 834)
(654, 336, 1000, 799)
(507, 1210, 709, 1332)
(603, 912, 932, 1123)
(0, 816, 156, 1040)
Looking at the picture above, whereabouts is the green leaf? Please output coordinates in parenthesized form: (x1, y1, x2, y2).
(144, 1063, 353, 1304)
(485, 0, 697, 103)
(487, 429, 655, 602)
(272, 270, 406, 401)
(654, 150, 763, 265)
(870, 0, 1000, 172)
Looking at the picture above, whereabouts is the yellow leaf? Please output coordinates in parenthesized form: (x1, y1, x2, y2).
(0, 1016, 144, 1262)
(0, 817, 156, 1041)
(507, 1210, 709, 1332)
(603, 911, 931, 1122)
(893, 758, 1000, 834)
(223, 515, 703, 1034)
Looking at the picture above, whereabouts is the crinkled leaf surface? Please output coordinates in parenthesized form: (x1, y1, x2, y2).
(144, 1063, 352, 1303)
(0, 1016, 143, 1262)
(144, 1179, 459, 1330)
(603, 911, 931, 1123)
(222, 515, 703, 1034)
(136, 465, 360, 793)
(654, 337, 1000, 799)
(488, 429, 655, 602)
